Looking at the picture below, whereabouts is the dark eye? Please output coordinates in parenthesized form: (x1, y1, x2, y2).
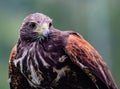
(49, 23, 52, 27)
(29, 22, 36, 29)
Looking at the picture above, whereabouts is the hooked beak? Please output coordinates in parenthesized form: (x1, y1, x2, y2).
(34, 22, 50, 36)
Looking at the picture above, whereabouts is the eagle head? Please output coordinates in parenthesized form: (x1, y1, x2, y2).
(20, 13, 52, 41)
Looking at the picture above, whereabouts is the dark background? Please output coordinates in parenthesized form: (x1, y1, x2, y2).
(0, 0, 120, 89)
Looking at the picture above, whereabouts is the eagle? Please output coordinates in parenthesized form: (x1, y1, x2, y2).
(8, 13, 117, 89)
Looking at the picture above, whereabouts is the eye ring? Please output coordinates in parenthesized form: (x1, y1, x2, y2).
(29, 22, 36, 29)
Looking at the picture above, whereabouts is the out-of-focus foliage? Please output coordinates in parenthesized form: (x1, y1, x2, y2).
(0, 0, 120, 89)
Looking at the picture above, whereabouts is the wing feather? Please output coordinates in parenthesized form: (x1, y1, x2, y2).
(9, 45, 17, 61)
(64, 32, 117, 89)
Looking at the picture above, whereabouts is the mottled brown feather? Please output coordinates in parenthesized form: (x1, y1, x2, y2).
(9, 45, 34, 89)
(65, 33, 117, 89)
(9, 45, 17, 61)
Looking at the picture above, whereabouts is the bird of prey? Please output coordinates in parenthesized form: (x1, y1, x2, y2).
(8, 13, 117, 89)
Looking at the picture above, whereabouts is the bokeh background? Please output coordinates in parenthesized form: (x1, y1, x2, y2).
(0, 0, 120, 89)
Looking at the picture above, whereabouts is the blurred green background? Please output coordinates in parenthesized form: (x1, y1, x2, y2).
(0, 0, 120, 89)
